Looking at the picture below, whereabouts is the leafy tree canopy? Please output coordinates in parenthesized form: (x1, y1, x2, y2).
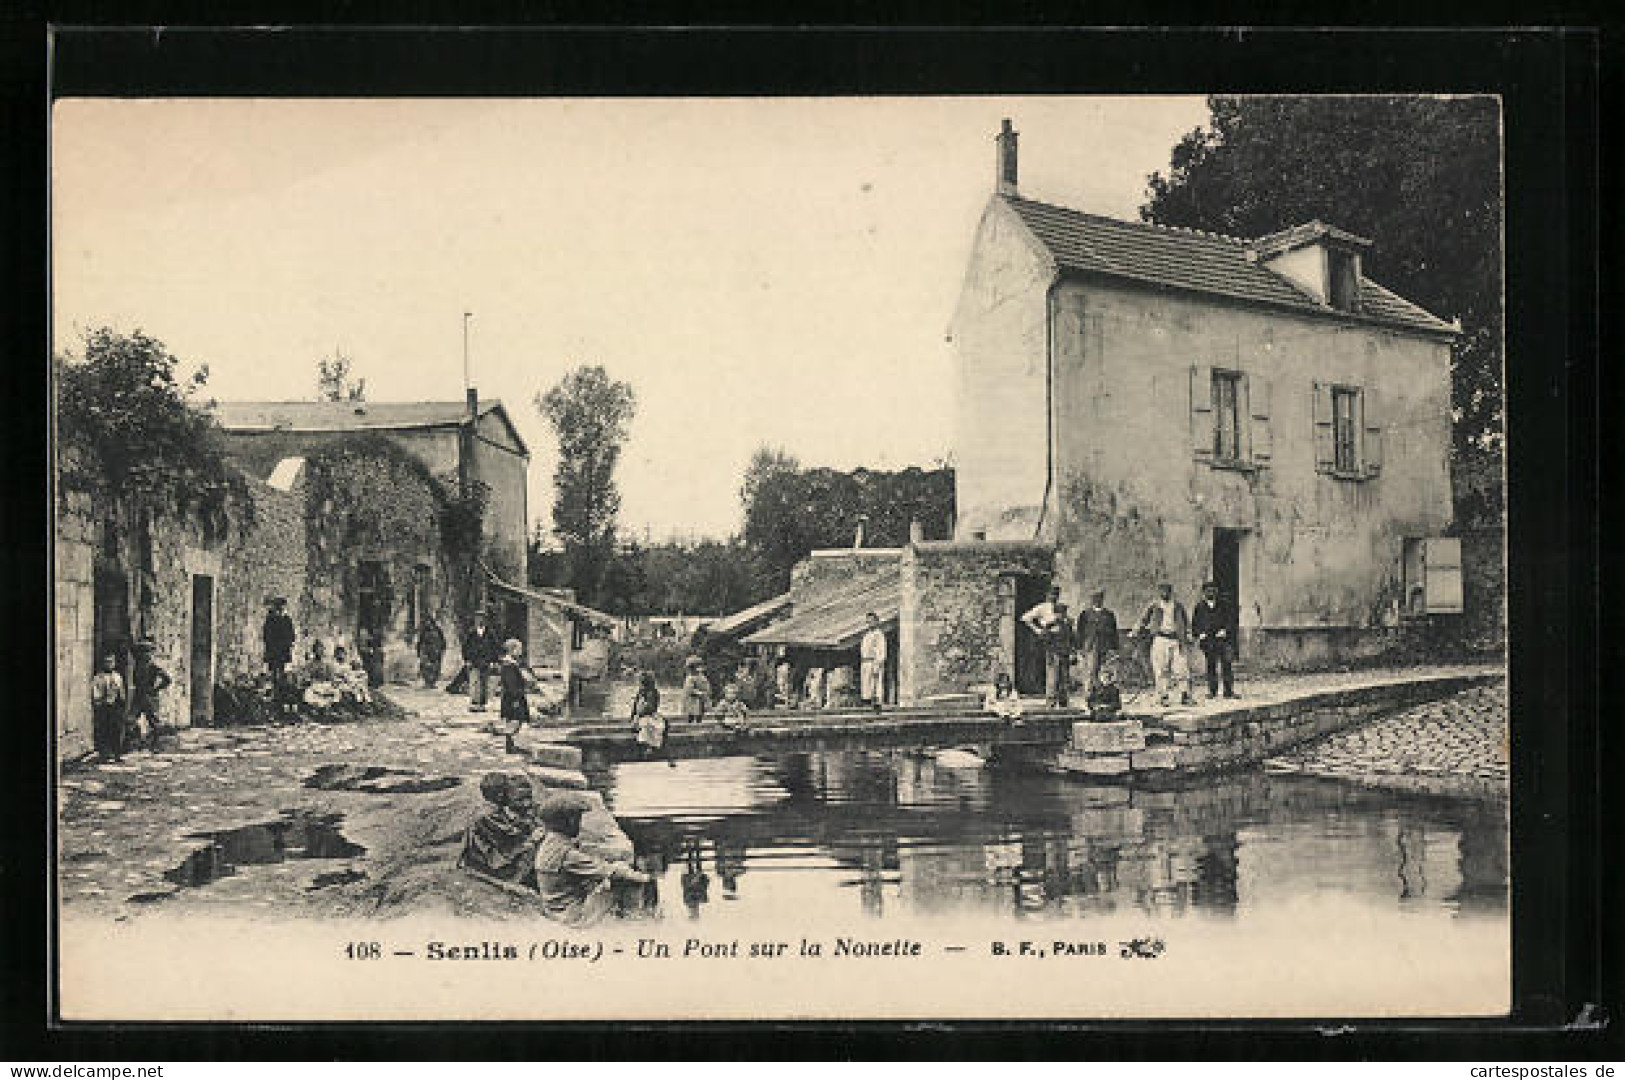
(1142, 95, 1503, 464)
(536, 365, 637, 607)
(316, 350, 366, 402)
(740, 446, 956, 589)
(55, 327, 251, 531)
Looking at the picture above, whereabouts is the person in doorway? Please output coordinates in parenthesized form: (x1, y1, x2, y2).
(681, 656, 710, 724)
(262, 597, 295, 682)
(533, 792, 652, 928)
(463, 613, 500, 712)
(90, 651, 127, 763)
(1022, 586, 1075, 707)
(1076, 590, 1120, 698)
(1191, 581, 1240, 699)
(357, 626, 385, 689)
(859, 612, 888, 712)
(127, 639, 171, 752)
(1134, 583, 1194, 707)
(985, 670, 1024, 723)
(497, 638, 536, 755)
(416, 614, 447, 689)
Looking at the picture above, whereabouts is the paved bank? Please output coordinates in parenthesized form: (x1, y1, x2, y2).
(1264, 681, 1507, 798)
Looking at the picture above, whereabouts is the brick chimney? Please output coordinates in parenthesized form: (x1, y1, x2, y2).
(995, 118, 1019, 196)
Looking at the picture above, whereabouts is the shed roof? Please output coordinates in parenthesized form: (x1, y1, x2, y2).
(483, 565, 616, 628)
(1001, 195, 1457, 337)
(706, 592, 794, 638)
(743, 569, 899, 650)
(211, 398, 529, 456)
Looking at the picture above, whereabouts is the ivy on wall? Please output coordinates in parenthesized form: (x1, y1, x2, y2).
(302, 434, 489, 631)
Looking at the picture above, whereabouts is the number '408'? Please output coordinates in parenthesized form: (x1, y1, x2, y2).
(346, 941, 381, 960)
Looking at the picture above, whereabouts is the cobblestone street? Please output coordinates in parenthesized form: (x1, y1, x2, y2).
(1266, 680, 1508, 798)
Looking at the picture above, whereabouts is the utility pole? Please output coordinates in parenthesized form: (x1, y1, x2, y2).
(462, 311, 473, 390)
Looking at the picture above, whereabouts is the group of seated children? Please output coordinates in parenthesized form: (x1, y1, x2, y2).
(300, 640, 372, 709)
(983, 655, 1124, 722)
(459, 770, 654, 927)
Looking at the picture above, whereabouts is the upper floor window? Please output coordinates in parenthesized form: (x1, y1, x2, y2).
(1191, 365, 1271, 469)
(1332, 387, 1359, 472)
(1327, 249, 1361, 313)
(1213, 370, 1243, 462)
(1315, 382, 1382, 479)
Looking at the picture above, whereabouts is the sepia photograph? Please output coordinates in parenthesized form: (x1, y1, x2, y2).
(50, 93, 1510, 1021)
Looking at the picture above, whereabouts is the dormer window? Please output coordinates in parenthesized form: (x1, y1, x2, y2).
(1328, 248, 1361, 313)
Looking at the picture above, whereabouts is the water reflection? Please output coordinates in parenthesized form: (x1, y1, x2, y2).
(595, 750, 1507, 924)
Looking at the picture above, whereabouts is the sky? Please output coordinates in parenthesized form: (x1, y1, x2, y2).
(52, 96, 1210, 541)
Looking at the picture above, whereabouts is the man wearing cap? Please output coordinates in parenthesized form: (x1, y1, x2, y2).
(262, 598, 295, 682)
(1075, 589, 1120, 699)
(1134, 582, 1194, 707)
(127, 639, 172, 752)
(533, 792, 652, 927)
(859, 612, 888, 712)
(463, 613, 500, 712)
(1021, 585, 1076, 708)
(1191, 581, 1240, 699)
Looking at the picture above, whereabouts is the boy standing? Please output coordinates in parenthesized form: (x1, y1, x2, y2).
(682, 656, 711, 724)
(90, 652, 126, 762)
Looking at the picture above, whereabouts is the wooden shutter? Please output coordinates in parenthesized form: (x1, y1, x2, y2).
(1362, 387, 1383, 477)
(1424, 536, 1463, 614)
(1312, 381, 1336, 473)
(1190, 365, 1214, 461)
(1248, 374, 1272, 465)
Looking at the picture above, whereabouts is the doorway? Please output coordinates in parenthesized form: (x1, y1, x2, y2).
(1212, 528, 1245, 656)
(189, 574, 214, 726)
(502, 599, 529, 657)
(1012, 574, 1049, 695)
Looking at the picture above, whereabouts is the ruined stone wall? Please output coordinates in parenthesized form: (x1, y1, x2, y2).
(217, 478, 309, 683)
(1046, 278, 1455, 666)
(54, 492, 96, 757)
(898, 541, 1052, 703)
(949, 198, 1054, 542)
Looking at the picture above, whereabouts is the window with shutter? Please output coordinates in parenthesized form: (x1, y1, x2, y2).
(1362, 388, 1383, 476)
(1332, 387, 1359, 472)
(1312, 382, 1336, 473)
(1190, 365, 1214, 461)
(1249, 375, 1272, 464)
(1212, 370, 1243, 462)
(1424, 537, 1464, 614)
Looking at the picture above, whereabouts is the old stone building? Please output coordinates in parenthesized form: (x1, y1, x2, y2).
(950, 120, 1465, 668)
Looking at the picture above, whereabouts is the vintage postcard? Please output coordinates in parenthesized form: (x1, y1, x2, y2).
(51, 95, 1509, 1021)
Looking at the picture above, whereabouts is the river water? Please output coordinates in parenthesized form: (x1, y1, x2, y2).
(593, 749, 1508, 927)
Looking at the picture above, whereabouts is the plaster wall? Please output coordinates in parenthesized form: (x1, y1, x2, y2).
(949, 199, 1054, 542)
(1045, 278, 1454, 645)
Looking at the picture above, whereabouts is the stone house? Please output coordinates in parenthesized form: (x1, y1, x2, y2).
(54, 470, 307, 757)
(950, 120, 1466, 668)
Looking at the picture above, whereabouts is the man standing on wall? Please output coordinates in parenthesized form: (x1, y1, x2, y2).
(1076, 589, 1120, 699)
(1134, 582, 1193, 707)
(463, 612, 500, 713)
(1191, 581, 1239, 699)
(262, 597, 295, 682)
(859, 611, 888, 712)
(1022, 586, 1074, 707)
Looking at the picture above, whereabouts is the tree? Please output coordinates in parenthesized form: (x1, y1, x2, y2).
(536, 365, 637, 607)
(316, 350, 366, 402)
(55, 327, 250, 535)
(1141, 95, 1503, 518)
(740, 448, 956, 589)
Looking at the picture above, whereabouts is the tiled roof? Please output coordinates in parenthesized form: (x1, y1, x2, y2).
(211, 399, 505, 433)
(743, 568, 900, 650)
(1002, 195, 1457, 336)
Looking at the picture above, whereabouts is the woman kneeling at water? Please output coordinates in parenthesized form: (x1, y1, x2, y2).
(459, 771, 542, 885)
(533, 791, 652, 928)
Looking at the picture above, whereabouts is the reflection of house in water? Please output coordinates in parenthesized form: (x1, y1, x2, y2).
(609, 750, 1506, 923)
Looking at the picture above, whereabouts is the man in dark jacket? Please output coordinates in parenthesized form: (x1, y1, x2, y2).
(417, 615, 447, 688)
(262, 598, 295, 680)
(463, 613, 500, 712)
(1190, 581, 1239, 699)
(1075, 589, 1120, 697)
